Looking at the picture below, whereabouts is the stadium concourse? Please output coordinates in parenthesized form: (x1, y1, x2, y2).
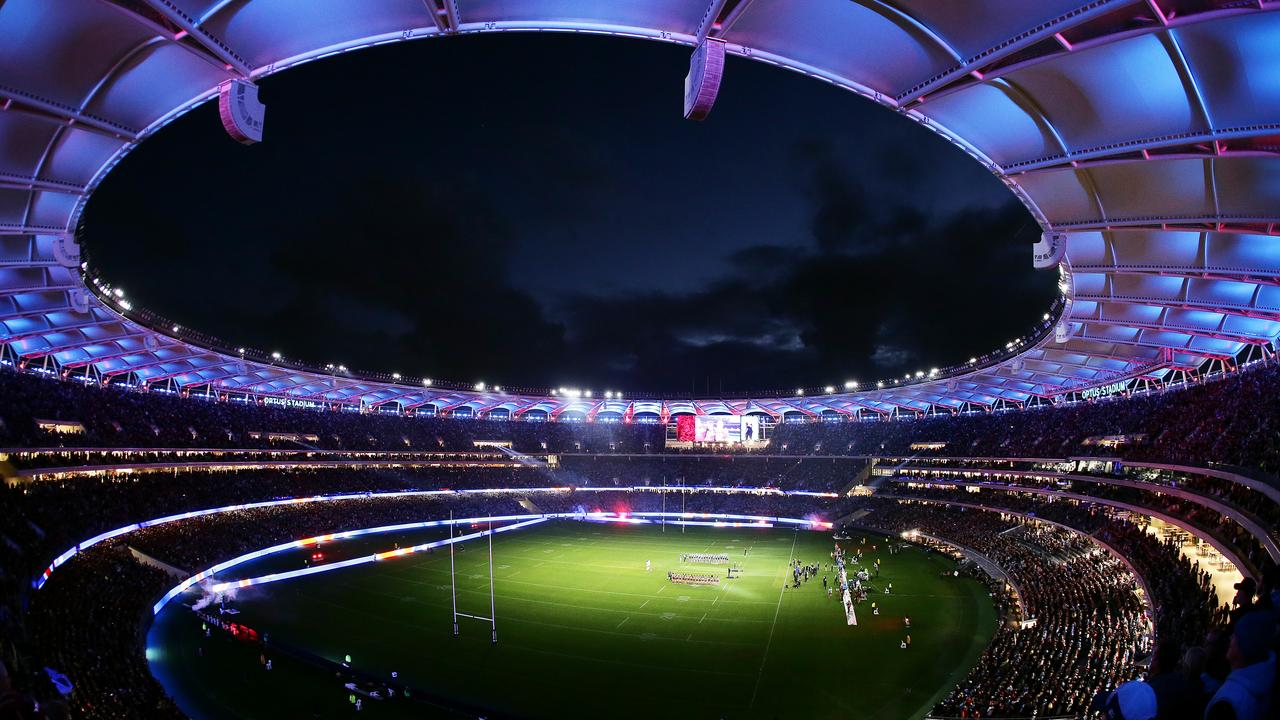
(3, 0, 1280, 718)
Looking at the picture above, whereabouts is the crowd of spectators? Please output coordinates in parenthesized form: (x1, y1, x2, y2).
(558, 454, 864, 491)
(770, 361, 1280, 471)
(887, 479, 1276, 580)
(851, 498, 1152, 717)
(0, 369, 663, 453)
(6, 359, 1280, 472)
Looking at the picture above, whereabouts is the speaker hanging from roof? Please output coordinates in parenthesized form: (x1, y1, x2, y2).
(218, 79, 266, 144)
(1033, 231, 1068, 269)
(684, 38, 726, 121)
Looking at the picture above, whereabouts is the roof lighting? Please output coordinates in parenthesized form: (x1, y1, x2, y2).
(392, 373, 401, 380)
(271, 352, 281, 360)
(475, 382, 486, 391)
(423, 378, 432, 386)
(824, 385, 834, 393)
(844, 380, 857, 389)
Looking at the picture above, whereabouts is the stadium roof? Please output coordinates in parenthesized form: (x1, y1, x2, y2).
(2, 0, 1279, 418)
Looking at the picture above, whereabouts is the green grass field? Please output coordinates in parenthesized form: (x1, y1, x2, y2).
(148, 520, 996, 719)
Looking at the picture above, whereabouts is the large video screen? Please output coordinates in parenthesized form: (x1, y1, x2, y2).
(675, 415, 761, 444)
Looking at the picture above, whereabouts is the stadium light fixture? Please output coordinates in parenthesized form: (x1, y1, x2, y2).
(969, 357, 977, 364)
(423, 378, 432, 386)
(585, 390, 592, 398)
(795, 388, 804, 396)
(238, 348, 246, 355)
(475, 381, 486, 391)
(113, 288, 124, 298)
(824, 385, 834, 393)
(392, 372, 401, 380)
(844, 380, 857, 389)
(271, 352, 282, 360)
(171, 325, 180, 333)
(877, 381, 884, 388)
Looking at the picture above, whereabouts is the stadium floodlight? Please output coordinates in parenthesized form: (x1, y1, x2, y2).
(877, 381, 884, 388)
(119, 300, 132, 311)
(929, 368, 939, 376)
(423, 378, 432, 386)
(844, 381, 857, 389)
(494, 385, 502, 392)
(113, 288, 124, 298)
(171, 325, 180, 333)
(585, 390, 592, 398)
(615, 392, 622, 399)
(969, 357, 977, 364)
(475, 382, 486, 391)
(795, 388, 804, 396)
(392, 373, 401, 380)
(551, 389, 558, 396)
(824, 386, 834, 394)
(271, 352, 282, 360)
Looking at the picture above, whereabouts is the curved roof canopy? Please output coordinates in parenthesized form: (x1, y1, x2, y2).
(2, 0, 1279, 417)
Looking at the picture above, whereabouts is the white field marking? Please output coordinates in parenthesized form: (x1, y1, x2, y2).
(383, 564, 776, 605)
(749, 530, 799, 710)
(640, 600, 649, 609)
(699, 613, 707, 624)
(657, 585, 666, 594)
(353, 579, 776, 627)
(616, 616, 630, 629)
(686, 633, 694, 641)
(327, 577, 765, 648)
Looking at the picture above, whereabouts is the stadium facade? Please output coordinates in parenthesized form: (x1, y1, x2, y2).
(2, 0, 1279, 418)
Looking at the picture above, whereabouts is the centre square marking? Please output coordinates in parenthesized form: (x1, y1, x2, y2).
(677, 595, 690, 602)
(661, 612, 676, 621)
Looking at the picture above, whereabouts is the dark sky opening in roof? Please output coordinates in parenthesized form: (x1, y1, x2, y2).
(81, 33, 1055, 394)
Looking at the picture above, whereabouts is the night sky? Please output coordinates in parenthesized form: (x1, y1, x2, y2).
(81, 33, 1055, 395)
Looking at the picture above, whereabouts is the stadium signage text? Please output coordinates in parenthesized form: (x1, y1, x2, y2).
(1080, 380, 1129, 401)
(262, 396, 323, 410)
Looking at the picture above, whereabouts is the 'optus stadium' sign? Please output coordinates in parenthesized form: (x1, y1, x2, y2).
(1080, 380, 1129, 401)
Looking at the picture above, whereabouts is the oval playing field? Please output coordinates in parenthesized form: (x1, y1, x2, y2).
(148, 521, 997, 719)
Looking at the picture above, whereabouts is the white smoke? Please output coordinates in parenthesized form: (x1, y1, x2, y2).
(190, 582, 237, 612)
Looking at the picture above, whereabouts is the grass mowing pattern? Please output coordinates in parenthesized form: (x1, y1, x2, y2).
(149, 521, 996, 719)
